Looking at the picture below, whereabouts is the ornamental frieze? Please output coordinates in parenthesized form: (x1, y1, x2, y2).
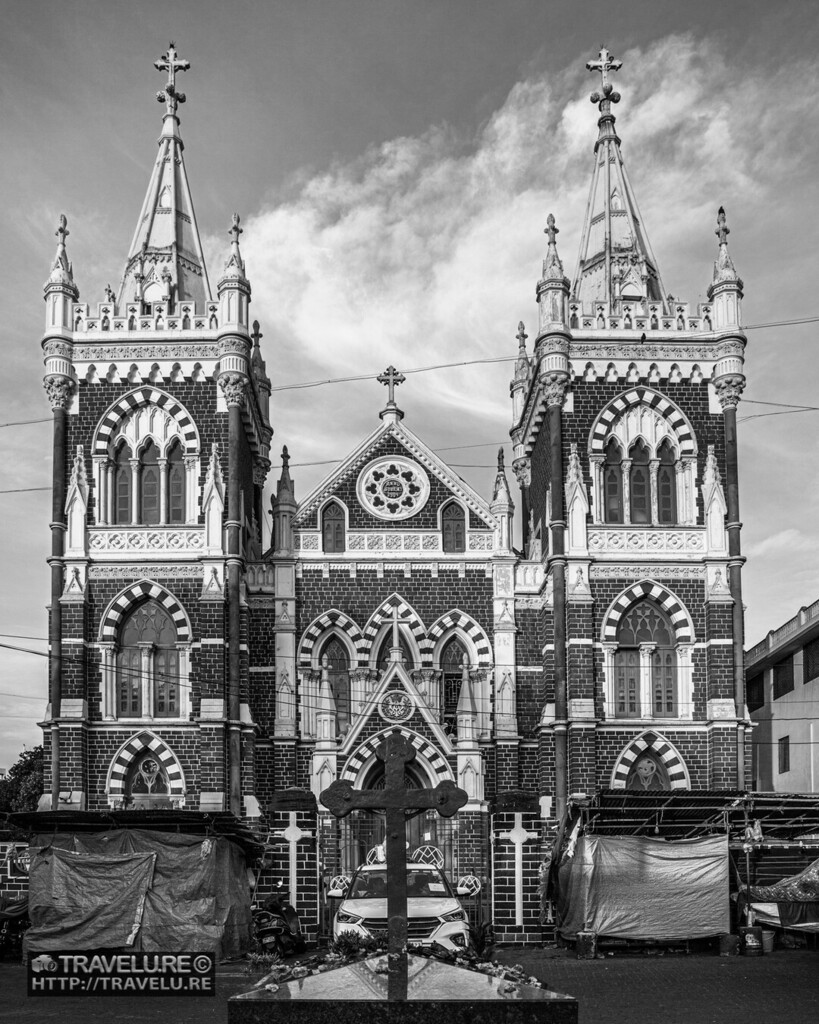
(587, 528, 705, 554)
(588, 564, 706, 580)
(88, 528, 205, 553)
(72, 343, 219, 360)
(569, 344, 716, 360)
(87, 563, 204, 579)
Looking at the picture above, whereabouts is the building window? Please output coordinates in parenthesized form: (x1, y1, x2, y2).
(167, 441, 185, 523)
(746, 673, 765, 713)
(613, 600, 677, 718)
(321, 636, 350, 732)
(322, 502, 345, 552)
(773, 657, 794, 699)
(778, 735, 790, 774)
(629, 440, 650, 524)
(657, 439, 677, 524)
(440, 636, 468, 735)
(124, 750, 173, 809)
(114, 443, 132, 525)
(116, 600, 179, 718)
(442, 502, 465, 552)
(804, 637, 819, 684)
(139, 440, 160, 524)
(603, 439, 623, 523)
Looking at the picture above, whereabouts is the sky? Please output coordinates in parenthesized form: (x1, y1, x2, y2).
(1, 0, 818, 768)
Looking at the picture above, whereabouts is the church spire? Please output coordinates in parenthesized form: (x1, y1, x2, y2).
(571, 47, 668, 312)
(117, 42, 212, 311)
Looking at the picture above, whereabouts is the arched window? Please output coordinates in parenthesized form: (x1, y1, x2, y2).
(139, 441, 160, 524)
(321, 636, 350, 733)
(440, 636, 468, 734)
(613, 601, 677, 718)
(116, 600, 179, 718)
(114, 443, 132, 525)
(657, 440, 677, 524)
(442, 502, 465, 553)
(603, 440, 623, 523)
(322, 503, 345, 553)
(124, 750, 173, 809)
(167, 441, 185, 524)
(629, 440, 650, 524)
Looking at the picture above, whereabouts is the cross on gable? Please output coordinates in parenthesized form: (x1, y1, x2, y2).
(377, 365, 406, 406)
(320, 731, 467, 1001)
(155, 41, 190, 116)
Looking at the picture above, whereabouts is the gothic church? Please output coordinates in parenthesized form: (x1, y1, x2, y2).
(37, 45, 749, 944)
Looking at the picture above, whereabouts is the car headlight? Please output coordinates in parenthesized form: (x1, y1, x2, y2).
(440, 909, 467, 923)
(336, 911, 363, 925)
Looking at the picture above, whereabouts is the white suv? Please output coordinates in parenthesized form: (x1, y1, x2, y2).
(329, 864, 471, 951)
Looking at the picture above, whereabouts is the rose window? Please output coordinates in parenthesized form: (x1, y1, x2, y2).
(357, 456, 430, 521)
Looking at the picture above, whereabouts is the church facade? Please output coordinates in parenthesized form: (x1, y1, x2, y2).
(37, 45, 750, 945)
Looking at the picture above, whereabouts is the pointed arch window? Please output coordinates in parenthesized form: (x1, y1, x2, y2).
(603, 440, 623, 523)
(657, 440, 677, 524)
(322, 502, 345, 553)
(441, 636, 468, 734)
(321, 636, 351, 733)
(114, 443, 132, 525)
(442, 502, 466, 553)
(629, 440, 650, 524)
(139, 440, 160, 524)
(167, 441, 185, 524)
(124, 750, 173, 809)
(613, 601, 678, 718)
(116, 600, 180, 719)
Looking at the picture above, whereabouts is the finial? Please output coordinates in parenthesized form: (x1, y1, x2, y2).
(104, 283, 116, 303)
(155, 42, 190, 117)
(544, 213, 559, 246)
(516, 321, 527, 349)
(377, 365, 406, 421)
(587, 46, 622, 112)
(252, 319, 262, 343)
(229, 212, 243, 245)
(281, 445, 290, 469)
(716, 206, 730, 246)
(497, 447, 505, 471)
(56, 213, 69, 247)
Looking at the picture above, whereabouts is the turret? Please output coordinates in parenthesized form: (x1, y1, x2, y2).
(43, 215, 79, 396)
(536, 215, 570, 393)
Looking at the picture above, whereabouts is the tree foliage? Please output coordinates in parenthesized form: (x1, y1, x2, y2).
(0, 745, 44, 813)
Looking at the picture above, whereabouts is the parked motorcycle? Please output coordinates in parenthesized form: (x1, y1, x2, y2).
(252, 880, 305, 957)
(0, 894, 28, 961)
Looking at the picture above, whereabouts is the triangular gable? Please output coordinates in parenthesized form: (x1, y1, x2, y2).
(340, 658, 454, 759)
(293, 420, 495, 529)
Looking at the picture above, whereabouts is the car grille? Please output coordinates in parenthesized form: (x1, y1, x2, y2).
(360, 916, 440, 940)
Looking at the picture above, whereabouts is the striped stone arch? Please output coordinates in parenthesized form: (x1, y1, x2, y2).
(298, 609, 366, 666)
(100, 580, 191, 644)
(342, 729, 452, 784)
(106, 730, 186, 800)
(602, 581, 694, 644)
(610, 730, 690, 790)
(93, 387, 199, 457)
(427, 610, 492, 667)
(589, 387, 696, 455)
(362, 596, 427, 662)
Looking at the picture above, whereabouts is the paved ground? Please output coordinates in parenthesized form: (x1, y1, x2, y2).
(1, 946, 817, 1023)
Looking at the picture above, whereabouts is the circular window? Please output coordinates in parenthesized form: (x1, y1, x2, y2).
(357, 456, 430, 521)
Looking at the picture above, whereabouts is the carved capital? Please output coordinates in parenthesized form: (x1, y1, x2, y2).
(512, 457, 531, 489)
(542, 373, 568, 407)
(253, 460, 271, 487)
(219, 372, 248, 407)
(715, 376, 745, 410)
(43, 376, 74, 410)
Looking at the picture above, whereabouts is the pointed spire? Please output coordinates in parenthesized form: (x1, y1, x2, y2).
(492, 448, 512, 504)
(222, 213, 247, 280)
(543, 214, 565, 280)
(48, 214, 75, 287)
(117, 43, 211, 310)
(271, 446, 296, 555)
(277, 445, 294, 501)
(514, 322, 530, 381)
(572, 48, 668, 310)
(251, 319, 269, 381)
(712, 206, 739, 284)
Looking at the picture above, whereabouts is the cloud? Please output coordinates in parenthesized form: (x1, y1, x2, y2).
(745, 528, 813, 560)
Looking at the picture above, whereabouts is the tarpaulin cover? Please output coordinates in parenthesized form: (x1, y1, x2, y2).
(746, 855, 819, 901)
(556, 833, 729, 940)
(24, 829, 251, 957)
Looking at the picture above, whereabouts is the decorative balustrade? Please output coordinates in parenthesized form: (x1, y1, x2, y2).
(746, 597, 819, 665)
(568, 299, 714, 334)
(587, 527, 705, 555)
(293, 531, 494, 554)
(71, 300, 221, 335)
(514, 562, 545, 593)
(88, 526, 205, 554)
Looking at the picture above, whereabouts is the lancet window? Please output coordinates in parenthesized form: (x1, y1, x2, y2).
(603, 440, 623, 523)
(441, 636, 468, 735)
(322, 502, 345, 553)
(441, 502, 466, 553)
(321, 636, 351, 733)
(115, 600, 180, 719)
(612, 601, 678, 718)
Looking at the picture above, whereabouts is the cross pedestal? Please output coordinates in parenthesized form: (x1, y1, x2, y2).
(320, 731, 468, 1001)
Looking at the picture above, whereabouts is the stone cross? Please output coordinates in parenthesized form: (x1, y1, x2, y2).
(320, 732, 467, 1001)
(155, 41, 190, 116)
(271, 812, 313, 908)
(377, 365, 406, 406)
(585, 46, 622, 89)
(497, 813, 540, 927)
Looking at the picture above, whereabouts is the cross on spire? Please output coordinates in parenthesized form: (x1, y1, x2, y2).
(586, 46, 622, 90)
(155, 41, 190, 116)
(544, 213, 559, 246)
